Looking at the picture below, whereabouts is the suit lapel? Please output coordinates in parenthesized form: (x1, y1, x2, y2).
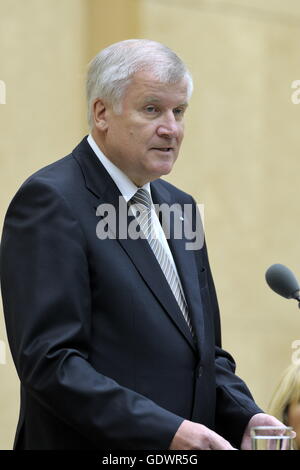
(151, 181, 205, 356)
(73, 137, 198, 352)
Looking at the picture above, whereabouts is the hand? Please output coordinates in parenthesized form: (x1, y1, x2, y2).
(169, 420, 235, 450)
(241, 413, 293, 450)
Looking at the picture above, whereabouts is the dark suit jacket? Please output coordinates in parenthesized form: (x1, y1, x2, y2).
(0, 137, 262, 450)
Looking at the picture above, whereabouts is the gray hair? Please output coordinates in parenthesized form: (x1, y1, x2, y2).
(86, 39, 193, 129)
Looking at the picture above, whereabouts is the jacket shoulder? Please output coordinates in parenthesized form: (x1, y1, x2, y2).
(152, 178, 195, 204)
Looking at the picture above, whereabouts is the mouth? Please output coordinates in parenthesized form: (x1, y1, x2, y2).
(151, 147, 174, 153)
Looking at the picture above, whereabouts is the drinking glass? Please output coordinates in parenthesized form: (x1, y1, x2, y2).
(251, 426, 294, 450)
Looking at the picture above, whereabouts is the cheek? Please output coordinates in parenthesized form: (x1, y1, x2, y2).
(129, 126, 155, 147)
(111, 124, 138, 150)
(179, 124, 185, 141)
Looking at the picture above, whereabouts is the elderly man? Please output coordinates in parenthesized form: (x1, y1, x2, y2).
(0, 39, 282, 450)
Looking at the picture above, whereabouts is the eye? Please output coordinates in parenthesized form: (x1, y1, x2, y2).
(145, 105, 159, 113)
(173, 107, 185, 118)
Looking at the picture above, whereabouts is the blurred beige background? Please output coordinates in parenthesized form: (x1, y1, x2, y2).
(1, 0, 300, 449)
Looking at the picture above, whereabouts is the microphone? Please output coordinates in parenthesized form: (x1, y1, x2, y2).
(265, 263, 300, 307)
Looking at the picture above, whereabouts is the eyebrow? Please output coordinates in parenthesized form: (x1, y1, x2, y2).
(143, 96, 189, 108)
(143, 96, 161, 103)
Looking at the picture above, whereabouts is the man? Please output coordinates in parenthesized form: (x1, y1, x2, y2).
(0, 39, 283, 450)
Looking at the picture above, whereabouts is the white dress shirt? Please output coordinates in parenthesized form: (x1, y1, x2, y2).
(87, 134, 179, 272)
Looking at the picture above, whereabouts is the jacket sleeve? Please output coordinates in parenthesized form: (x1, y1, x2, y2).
(191, 197, 263, 448)
(0, 177, 183, 450)
(205, 243, 263, 447)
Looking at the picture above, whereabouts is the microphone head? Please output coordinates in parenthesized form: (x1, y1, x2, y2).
(265, 264, 300, 300)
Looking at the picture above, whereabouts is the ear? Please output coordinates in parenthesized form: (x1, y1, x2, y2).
(93, 99, 109, 131)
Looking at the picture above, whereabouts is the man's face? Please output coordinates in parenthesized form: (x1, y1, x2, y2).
(94, 70, 189, 186)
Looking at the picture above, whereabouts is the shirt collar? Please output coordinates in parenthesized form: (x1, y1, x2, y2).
(87, 134, 151, 203)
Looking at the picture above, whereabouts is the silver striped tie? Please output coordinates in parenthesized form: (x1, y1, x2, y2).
(130, 188, 194, 335)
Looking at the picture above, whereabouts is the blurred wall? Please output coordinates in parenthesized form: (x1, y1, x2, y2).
(1, 0, 300, 449)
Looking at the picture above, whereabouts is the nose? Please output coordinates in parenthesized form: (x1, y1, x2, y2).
(156, 112, 181, 139)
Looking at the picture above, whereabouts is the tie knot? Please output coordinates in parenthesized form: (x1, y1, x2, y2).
(131, 188, 152, 210)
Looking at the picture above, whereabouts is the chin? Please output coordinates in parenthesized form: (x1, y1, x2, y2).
(156, 158, 176, 174)
(147, 166, 171, 181)
(160, 162, 175, 175)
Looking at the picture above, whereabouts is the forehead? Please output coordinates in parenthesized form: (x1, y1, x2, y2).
(123, 70, 189, 105)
